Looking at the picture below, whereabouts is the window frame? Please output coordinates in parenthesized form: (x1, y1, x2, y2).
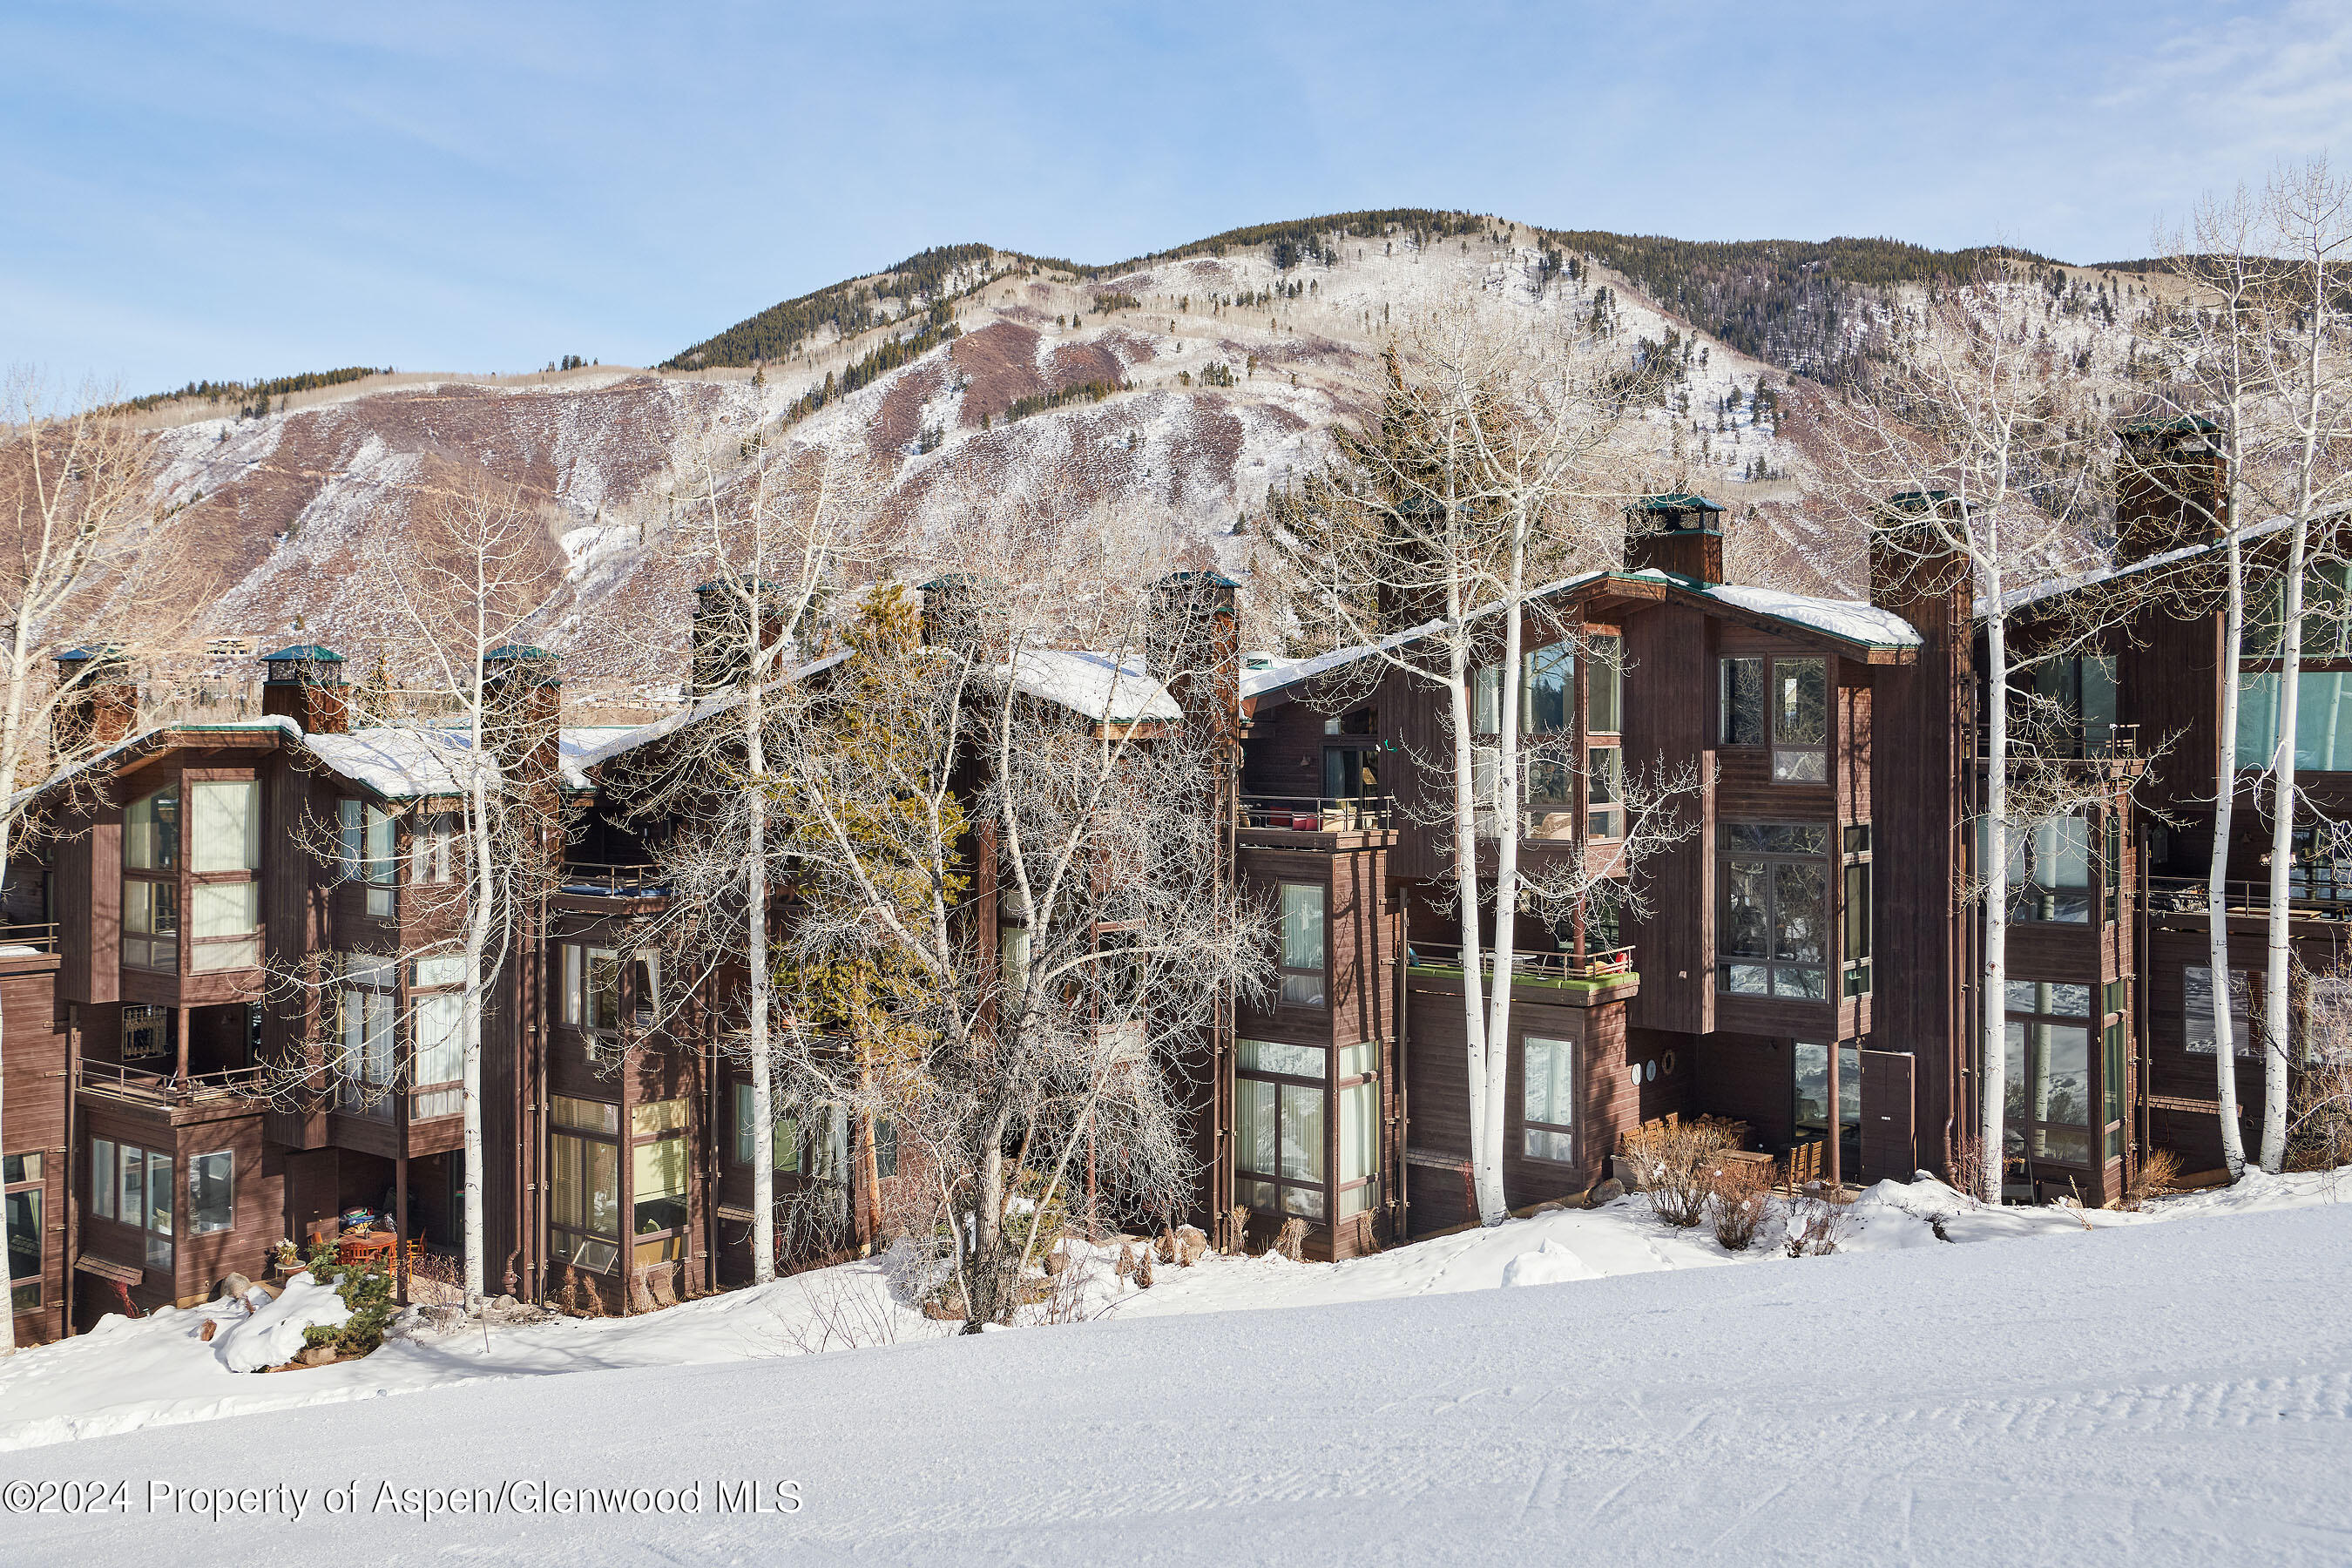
(340, 798, 399, 919)
(186, 1149, 233, 1236)
(6, 1152, 44, 1312)
(1233, 1037, 1335, 1222)
(549, 1095, 621, 1274)
(1719, 653, 1828, 782)
(2002, 981, 2098, 1171)
(1842, 825, 1873, 997)
(1521, 1035, 1576, 1166)
(630, 1098, 691, 1270)
(122, 781, 181, 972)
(87, 1137, 172, 1269)
(1716, 823, 1831, 1000)
(1276, 884, 1327, 1009)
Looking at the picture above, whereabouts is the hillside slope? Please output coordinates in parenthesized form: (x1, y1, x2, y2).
(122, 214, 2149, 695)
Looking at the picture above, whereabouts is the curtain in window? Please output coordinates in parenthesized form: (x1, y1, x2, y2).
(2236, 672, 2352, 772)
(1236, 1077, 1277, 1175)
(190, 781, 259, 872)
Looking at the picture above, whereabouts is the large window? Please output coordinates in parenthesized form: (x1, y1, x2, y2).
(732, 1084, 800, 1172)
(2004, 982, 2093, 1167)
(123, 783, 179, 971)
(1523, 644, 1573, 734)
(89, 1138, 172, 1269)
(2024, 657, 2118, 758)
(560, 943, 659, 1036)
(409, 812, 457, 887)
(549, 1096, 620, 1273)
(411, 992, 463, 1120)
(2183, 964, 2256, 1057)
(1719, 824, 1828, 998)
(1277, 885, 1326, 1008)
(340, 799, 397, 918)
(632, 1098, 689, 1267)
(1335, 1040, 1380, 1218)
(1720, 655, 1828, 781)
(1586, 634, 1622, 735)
(186, 1150, 233, 1235)
(2234, 672, 2352, 773)
(335, 953, 397, 1114)
(188, 779, 260, 970)
(1987, 815, 2092, 924)
(1235, 1038, 1328, 1220)
(6, 1152, 41, 1313)
(1523, 1037, 1575, 1164)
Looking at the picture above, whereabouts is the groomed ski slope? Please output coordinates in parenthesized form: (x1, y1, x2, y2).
(3, 1188, 2348, 1565)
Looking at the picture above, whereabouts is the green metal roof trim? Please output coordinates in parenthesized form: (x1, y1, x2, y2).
(2118, 415, 2220, 435)
(1627, 492, 1725, 513)
(260, 643, 346, 663)
(484, 644, 557, 660)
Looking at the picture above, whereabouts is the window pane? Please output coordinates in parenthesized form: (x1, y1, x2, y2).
(551, 1095, 619, 1134)
(1772, 747, 1828, 783)
(1236, 1177, 1276, 1213)
(587, 950, 620, 1030)
(119, 1146, 144, 1230)
(1524, 1127, 1576, 1162)
(1721, 658, 1764, 745)
(3, 1152, 37, 1186)
(1236, 1078, 1276, 1175)
(633, 1139, 688, 1234)
(191, 936, 258, 972)
(2004, 1023, 2029, 1154)
(192, 881, 258, 937)
(1340, 1079, 1379, 1185)
(1843, 862, 1871, 960)
(1281, 885, 1325, 970)
(1722, 860, 1769, 958)
(1839, 1044, 1861, 1128)
(415, 954, 466, 987)
(1523, 644, 1572, 734)
(1794, 1041, 1828, 1132)
(190, 781, 260, 873)
(5, 1186, 40, 1281)
(1771, 965, 1827, 1000)
(1524, 1037, 1574, 1129)
(562, 943, 583, 1027)
(1238, 1038, 1325, 1078)
(146, 1152, 172, 1237)
(1772, 862, 1826, 963)
(1279, 1083, 1325, 1182)
(126, 787, 179, 871)
(415, 994, 463, 1084)
(632, 1098, 689, 1139)
(2105, 1020, 2126, 1129)
(1472, 666, 1500, 735)
(1586, 635, 1622, 733)
(187, 1152, 233, 1235)
(92, 1140, 114, 1222)
(1719, 962, 1769, 994)
(1774, 659, 1828, 745)
(2037, 1024, 2092, 1127)
(1336, 1040, 1377, 1079)
(1281, 1184, 1325, 1219)
(364, 806, 396, 882)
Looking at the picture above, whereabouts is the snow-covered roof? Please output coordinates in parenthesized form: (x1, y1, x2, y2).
(1008, 650, 1184, 724)
(11, 716, 299, 814)
(300, 727, 482, 800)
(1240, 571, 1612, 700)
(1621, 571, 1923, 649)
(1990, 511, 2308, 619)
(563, 649, 856, 780)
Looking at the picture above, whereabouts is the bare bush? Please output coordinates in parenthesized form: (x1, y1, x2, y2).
(1944, 1129, 1991, 1205)
(1784, 1189, 1854, 1257)
(1621, 1119, 1741, 1227)
(1273, 1217, 1308, 1261)
(1705, 1159, 1772, 1251)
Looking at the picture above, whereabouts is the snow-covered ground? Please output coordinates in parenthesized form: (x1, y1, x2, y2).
(3, 1173, 2347, 1562)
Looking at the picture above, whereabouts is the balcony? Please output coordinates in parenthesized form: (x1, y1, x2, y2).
(2146, 873, 2352, 924)
(1240, 794, 1394, 837)
(558, 862, 669, 898)
(79, 1058, 268, 1112)
(1405, 941, 1639, 1004)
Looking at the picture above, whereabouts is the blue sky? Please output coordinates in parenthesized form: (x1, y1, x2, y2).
(5, 1, 2345, 395)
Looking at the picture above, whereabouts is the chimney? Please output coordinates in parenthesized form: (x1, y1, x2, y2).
(1623, 493, 1726, 584)
(690, 578, 801, 696)
(481, 644, 561, 782)
(1146, 571, 1241, 747)
(1870, 490, 1970, 612)
(2115, 416, 2226, 566)
(52, 645, 137, 754)
(920, 573, 1008, 659)
(259, 643, 349, 734)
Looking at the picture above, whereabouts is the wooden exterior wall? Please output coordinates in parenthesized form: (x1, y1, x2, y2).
(3, 961, 69, 1342)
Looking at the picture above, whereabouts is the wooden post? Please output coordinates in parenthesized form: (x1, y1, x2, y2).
(394, 1147, 410, 1307)
(1827, 1045, 1843, 1190)
(173, 1004, 190, 1081)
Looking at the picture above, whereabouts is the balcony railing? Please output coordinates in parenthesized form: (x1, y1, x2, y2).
(1407, 941, 1637, 986)
(1240, 794, 1394, 833)
(2146, 873, 2352, 920)
(558, 862, 668, 896)
(80, 1058, 268, 1110)
(0, 923, 58, 956)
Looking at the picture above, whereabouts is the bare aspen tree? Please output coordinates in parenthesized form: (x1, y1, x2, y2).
(1819, 273, 2112, 1201)
(602, 428, 881, 1284)
(363, 472, 571, 1306)
(768, 545, 1263, 1328)
(2252, 160, 2352, 1173)
(1263, 304, 1668, 1225)
(0, 375, 190, 1354)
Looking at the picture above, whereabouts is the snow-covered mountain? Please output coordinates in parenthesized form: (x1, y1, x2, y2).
(124, 215, 2145, 696)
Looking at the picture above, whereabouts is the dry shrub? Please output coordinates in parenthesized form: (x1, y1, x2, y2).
(1621, 1119, 1741, 1227)
(2286, 1050, 2352, 1173)
(1944, 1129, 1992, 1203)
(1274, 1217, 1308, 1260)
(2122, 1147, 2183, 1210)
(1705, 1159, 1772, 1251)
(1784, 1187, 1853, 1257)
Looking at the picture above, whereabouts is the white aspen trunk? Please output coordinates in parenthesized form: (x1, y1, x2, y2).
(0, 647, 22, 1357)
(1476, 533, 1530, 1226)
(1446, 628, 1492, 1221)
(2261, 514, 2309, 1173)
(462, 666, 494, 1305)
(745, 673, 776, 1284)
(1980, 576, 2011, 1203)
(2209, 522, 2250, 1177)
